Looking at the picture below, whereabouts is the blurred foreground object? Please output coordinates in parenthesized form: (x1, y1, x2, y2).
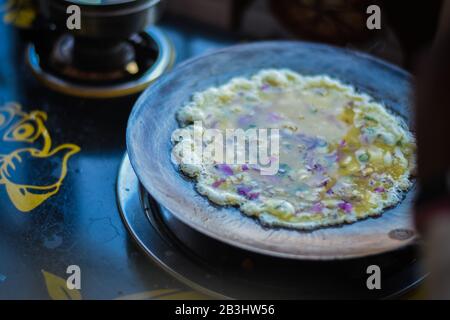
(425, 216, 450, 299)
(165, 0, 238, 30)
(270, 0, 381, 45)
(383, 0, 443, 69)
(414, 0, 450, 300)
(164, 0, 403, 66)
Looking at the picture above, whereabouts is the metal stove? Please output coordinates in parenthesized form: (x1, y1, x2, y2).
(117, 155, 426, 299)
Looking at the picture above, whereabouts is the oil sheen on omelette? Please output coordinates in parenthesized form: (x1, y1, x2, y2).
(171, 69, 415, 230)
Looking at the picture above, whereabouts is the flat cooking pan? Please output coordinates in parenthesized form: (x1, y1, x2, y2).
(126, 41, 417, 260)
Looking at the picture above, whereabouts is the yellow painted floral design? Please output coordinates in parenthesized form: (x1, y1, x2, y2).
(42, 270, 82, 300)
(116, 289, 209, 300)
(0, 102, 80, 212)
(1, 0, 36, 28)
(41, 269, 207, 300)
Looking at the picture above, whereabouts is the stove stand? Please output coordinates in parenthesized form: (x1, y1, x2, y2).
(27, 27, 174, 98)
(117, 154, 426, 299)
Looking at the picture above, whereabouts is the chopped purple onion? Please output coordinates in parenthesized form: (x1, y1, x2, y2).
(212, 179, 225, 188)
(237, 186, 260, 200)
(237, 186, 253, 196)
(313, 163, 324, 172)
(216, 164, 234, 176)
(248, 192, 260, 200)
(238, 115, 253, 127)
(312, 202, 323, 213)
(320, 178, 329, 187)
(338, 202, 353, 213)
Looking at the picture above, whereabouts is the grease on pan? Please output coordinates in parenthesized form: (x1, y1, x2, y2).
(171, 69, 415, 230)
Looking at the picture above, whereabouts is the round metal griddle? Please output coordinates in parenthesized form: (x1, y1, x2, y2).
(126, 41, 418, 260)
(117, 155, 425, 299)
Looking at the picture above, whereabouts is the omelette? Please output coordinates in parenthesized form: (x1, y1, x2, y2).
(171, 69, 415, 230)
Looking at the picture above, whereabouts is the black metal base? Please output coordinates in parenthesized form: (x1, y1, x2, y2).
(27, 27, 174, 98)
(117, 154, 427, 299)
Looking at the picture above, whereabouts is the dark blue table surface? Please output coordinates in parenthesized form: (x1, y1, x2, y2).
(0, 8, 234, 299)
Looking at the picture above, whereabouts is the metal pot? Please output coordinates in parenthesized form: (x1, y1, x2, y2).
(38, 0, 161, 39)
